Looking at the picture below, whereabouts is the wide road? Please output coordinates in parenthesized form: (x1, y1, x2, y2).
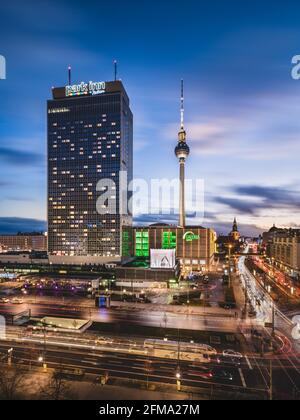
(0, 301, 240, 332)
(238, 255, 300, 399)
(0, 335, 268, 399)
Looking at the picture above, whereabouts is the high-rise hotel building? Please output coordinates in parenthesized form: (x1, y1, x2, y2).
(47, 80, 133, 265)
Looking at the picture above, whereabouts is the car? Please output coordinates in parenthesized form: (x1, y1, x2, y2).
(223, 350, 243, 359)
(212, 368, 234, 382)
(214, 354, 242, 367)
(11, 298, 23, 304)
(0, 298, 9, 303)
(187, 367, 213, 380)
(248, 310, 257, 318)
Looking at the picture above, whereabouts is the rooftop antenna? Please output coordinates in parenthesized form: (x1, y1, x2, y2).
(180, 79, 184, 130)
(68, 66, 72, 86)
(114, 60, 118, 81)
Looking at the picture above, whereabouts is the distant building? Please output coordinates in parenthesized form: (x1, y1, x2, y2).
(229, 218, 241, 241)
(262, 225, 287, 257)
(269, 229, 300, 279)
(216, 218, 241, 256)
(262, 224, 285, 246)
(0, 233, 47, 252)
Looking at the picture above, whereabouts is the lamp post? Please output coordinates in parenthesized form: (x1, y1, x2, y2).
(228, 244, 233, 288)
(176, 371, 181, 392)
(269, 340, 273, 401)
(272, 301, 275, 337)
(176, 329, 181, 391)
(41, 321, 47, 372)
(7, 348, 13, 366)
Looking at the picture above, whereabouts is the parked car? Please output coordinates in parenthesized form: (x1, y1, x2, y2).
(11, 298, 23, 304)
(211, 368, 234, 382)
(0, 298, 9, 303)
(223, 349, 243, 359)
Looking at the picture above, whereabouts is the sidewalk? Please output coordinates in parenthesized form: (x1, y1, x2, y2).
(231, 273, 245, 317)
(23, 295, 235, 318)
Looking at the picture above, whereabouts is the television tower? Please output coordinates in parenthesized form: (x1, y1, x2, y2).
(175, 80, 190, 228)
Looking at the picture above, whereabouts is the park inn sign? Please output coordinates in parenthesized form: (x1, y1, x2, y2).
(65, 81, 106, 97)
(183, 231, 200, 242)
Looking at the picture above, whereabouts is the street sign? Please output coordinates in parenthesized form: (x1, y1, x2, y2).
(265, 323, 273, 328)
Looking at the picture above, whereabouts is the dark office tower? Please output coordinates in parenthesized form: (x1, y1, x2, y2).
(47, 80, 133, 265)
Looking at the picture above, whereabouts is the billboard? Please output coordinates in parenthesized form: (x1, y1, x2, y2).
(150, 249, 176, 269)
(91, 279, 100, 289)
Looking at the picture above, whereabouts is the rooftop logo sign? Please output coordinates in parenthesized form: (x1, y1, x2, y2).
(183, 231, 200, 242)
(0, 55, 6, 79)
(65, 81, 106, 97)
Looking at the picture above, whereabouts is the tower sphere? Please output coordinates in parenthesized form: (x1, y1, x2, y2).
(175, 140, 190, 159)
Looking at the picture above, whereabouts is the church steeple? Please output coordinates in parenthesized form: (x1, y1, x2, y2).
(232, 218, 238, 232)
(230, 218, 240, 241)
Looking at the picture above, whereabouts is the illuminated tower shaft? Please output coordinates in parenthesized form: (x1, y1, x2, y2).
(175, 80, 190, 228)
(179, 157, 186, 228)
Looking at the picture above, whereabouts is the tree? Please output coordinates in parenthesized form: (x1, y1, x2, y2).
(0, 364, 26, 400)
(38, 371, 74, 400)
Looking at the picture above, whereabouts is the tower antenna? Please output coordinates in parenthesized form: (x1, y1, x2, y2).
(175, 79, 190, 228)
(180, 79, 184, 130)
(114, 60, 118, 81)
(68, 66, 72, 86)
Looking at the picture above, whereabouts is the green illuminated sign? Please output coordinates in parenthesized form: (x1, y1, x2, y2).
(183, 231, 200, 242)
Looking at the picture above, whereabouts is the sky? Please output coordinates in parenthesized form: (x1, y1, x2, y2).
(1, 0, 300, 236)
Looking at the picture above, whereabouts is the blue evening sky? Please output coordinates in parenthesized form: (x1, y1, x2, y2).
(1, 0, 300, 235)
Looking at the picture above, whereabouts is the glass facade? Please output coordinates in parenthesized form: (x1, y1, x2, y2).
(135, 231, 149, 257)
(162, 231, 177, 249)
(47, 81, 133, 260)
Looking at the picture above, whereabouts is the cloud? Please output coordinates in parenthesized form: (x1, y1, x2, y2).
(134, 212, 199, 226)
(235, 185, 300, 204)
(133, 213, 263, 237)
(204, 220, 264, 237)
(0, 147, 43, 167)
(0, 181, 12, 187)
(215, 196, 266, 216)
(215, 184, 300, 216)
(0, 217, 46, 234)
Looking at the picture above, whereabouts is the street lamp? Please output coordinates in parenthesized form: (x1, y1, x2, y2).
(228, 244, 233, 288)
(123, 289, 127, 301)
(7, 348, 13, 366)
(176, 369, 181, 391)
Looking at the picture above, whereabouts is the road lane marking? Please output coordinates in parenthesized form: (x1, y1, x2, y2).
(239, 368, 247, 388)
(245, 356, 253, 370)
